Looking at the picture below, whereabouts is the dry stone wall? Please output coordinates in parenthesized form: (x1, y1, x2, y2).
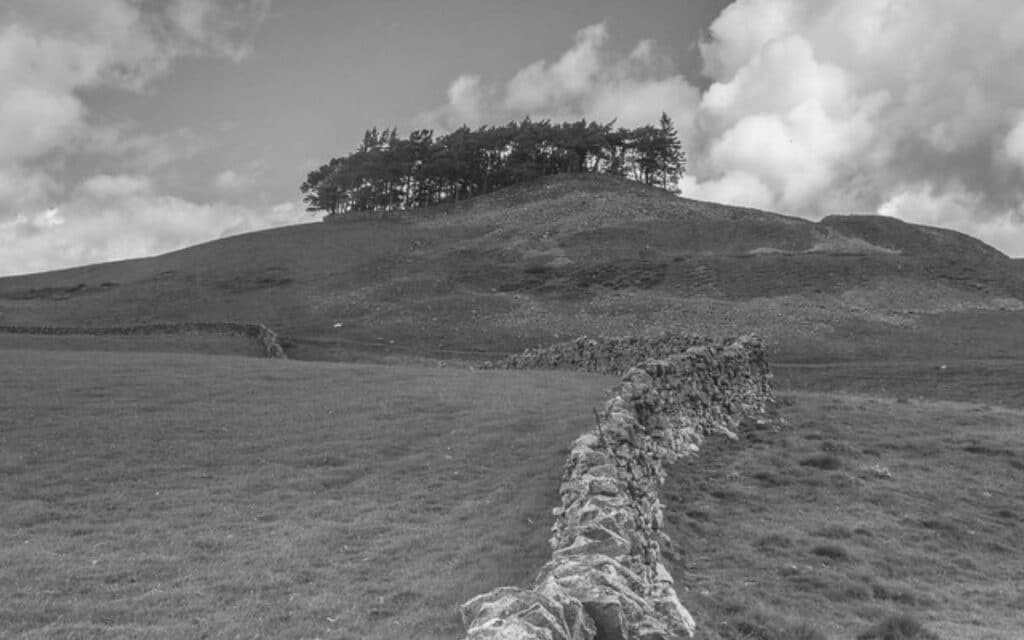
(484, 333, 728, 375)
(252, 324, 287, 359)
(461, 334, 775, 639)
(0, 322, 287, 359)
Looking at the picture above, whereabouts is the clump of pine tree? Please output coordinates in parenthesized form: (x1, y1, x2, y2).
(301, 114, 684, 216)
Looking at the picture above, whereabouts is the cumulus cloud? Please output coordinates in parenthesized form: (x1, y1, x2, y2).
(77, 174, 153, 200)
(0, 0, 272, 276)
(79, 125, 207, 172)
(1004, 114, 1024, 171)
(421, 21, 700, 141)
(504, 22, 609, 114)
(877, 182, 1024, 258)
(686, 0, 1024, 255)
(424, 3, 1024, 256)
(0, 183, 286, 276)
(213, 169, 254, 193)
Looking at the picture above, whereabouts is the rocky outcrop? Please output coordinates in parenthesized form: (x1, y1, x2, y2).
(484, 334, 726, 375)
(0, 322, 288, 359)
(461, 335, 775, 639)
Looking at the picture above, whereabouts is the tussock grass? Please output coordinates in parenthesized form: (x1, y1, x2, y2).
(813, 525, 854, 540)
(0, 349, 612, 639)
(799, 453, 843, 470)
(811, 543, 851, 562)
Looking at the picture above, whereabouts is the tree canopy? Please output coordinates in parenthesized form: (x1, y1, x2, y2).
(301, 115, 685, 216)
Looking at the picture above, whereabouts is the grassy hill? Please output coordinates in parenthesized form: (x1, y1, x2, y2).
(3, 176, 1023, 638)
(1, 173, 1022, 364)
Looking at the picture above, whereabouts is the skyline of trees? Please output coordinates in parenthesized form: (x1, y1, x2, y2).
(301, 115, 685, 216)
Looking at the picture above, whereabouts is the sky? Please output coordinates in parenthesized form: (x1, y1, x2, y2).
(2, 0, 1023, 277)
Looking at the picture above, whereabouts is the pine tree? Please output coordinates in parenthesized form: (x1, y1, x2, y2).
(658, 113, 685, 192)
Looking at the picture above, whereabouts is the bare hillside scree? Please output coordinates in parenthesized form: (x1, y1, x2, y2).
(460, 335, 775, 639)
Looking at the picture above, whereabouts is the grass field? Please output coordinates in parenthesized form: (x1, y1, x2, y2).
(0, 349, 611, 639)
(2, 348, 1022, 638)
(0, 333, 263, 358)
(663, 393, 1024, 639)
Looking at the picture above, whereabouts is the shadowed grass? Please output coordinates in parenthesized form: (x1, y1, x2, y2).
(0, 349, 613, 639)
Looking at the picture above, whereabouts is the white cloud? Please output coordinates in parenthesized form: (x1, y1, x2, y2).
(687, 0, 1024, 256)
(1004, 115, 1024, 171)
(504, 22, 609, 113)
(0, 0, 272, 275)
(698, 0, 803, 81)
(0, 182, 292, 276)
(421, 21, 700, 137)
(271, 201, 298, 216)
(79, 125, 207, 171)
(213, 169, 253, 193)
(447, 75, 485, 126)
(878, 183, 1024, 256)
(678, 172, 774, 210)
(77, 174, 153, 199)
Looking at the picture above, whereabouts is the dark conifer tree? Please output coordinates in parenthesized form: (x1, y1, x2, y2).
(657, 113, 685, 192)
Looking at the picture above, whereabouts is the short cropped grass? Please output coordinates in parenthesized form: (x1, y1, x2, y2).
(663, 393, 1024, 639)
(0, 349, 612, 639)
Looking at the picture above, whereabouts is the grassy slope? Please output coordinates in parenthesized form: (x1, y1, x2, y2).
(3, 350, 1022, 639)
(2, 174, 1022, 363)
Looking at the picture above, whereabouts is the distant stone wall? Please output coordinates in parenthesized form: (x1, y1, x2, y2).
(460, 335, 775, 639)
(483, 333, 729, 375)
(0, 322, 288, 359)
(251, 324, 287, 359)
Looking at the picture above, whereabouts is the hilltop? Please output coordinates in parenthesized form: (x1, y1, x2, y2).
(2, 173, 1023, 362)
